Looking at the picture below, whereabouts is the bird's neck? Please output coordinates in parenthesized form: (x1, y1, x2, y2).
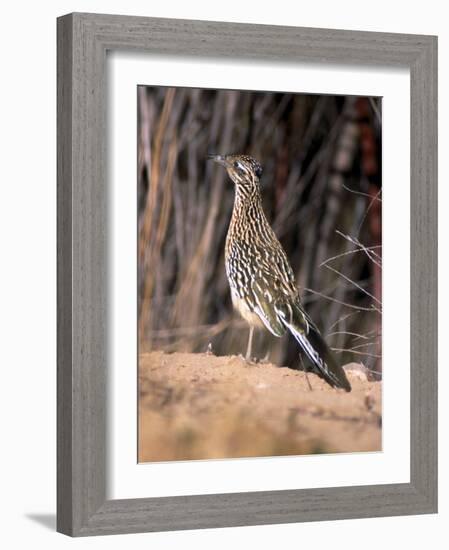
(227, 186, 269, 245)
(236, 180, 263, 204)
(232, 186, 262, 217)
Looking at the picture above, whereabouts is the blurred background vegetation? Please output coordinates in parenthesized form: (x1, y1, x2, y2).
(138, 86, 382, 377)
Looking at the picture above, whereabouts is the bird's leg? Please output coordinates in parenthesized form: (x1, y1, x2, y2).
(245, 326, 255, 361)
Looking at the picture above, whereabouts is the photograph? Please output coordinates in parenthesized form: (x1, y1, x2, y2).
(137, 85, 382, 462)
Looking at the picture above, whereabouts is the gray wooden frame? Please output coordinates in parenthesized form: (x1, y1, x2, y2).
(57, 12, 438, 537)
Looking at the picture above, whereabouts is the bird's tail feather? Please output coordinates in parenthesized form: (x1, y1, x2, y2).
(286, 321, 351, 392)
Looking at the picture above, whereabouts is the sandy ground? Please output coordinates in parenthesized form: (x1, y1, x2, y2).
(139, 351, 382, 462)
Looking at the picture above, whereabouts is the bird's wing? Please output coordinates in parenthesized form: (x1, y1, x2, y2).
(225, 238, 295, 336)
(246, 243, 298, 337)
(250, 278, 286, 336)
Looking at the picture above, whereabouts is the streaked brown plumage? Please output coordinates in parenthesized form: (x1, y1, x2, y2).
(208, 153, 351, 392)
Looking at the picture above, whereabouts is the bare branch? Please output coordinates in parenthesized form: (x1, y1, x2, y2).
(323, 264, 382, 309)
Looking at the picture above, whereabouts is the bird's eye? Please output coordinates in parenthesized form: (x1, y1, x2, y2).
(233, 161, 240, 169)
(255, 166, 263, 179)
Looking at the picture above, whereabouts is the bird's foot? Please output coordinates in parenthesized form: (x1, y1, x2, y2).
(252, 355, 270, 364)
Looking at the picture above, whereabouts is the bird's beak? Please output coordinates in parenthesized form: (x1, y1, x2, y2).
(207, 154, 228, 167)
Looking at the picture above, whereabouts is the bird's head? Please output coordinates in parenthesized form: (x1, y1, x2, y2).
(208, 154, 263, 196)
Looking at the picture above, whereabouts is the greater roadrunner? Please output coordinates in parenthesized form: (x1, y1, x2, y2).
(208, 153, 351, 392)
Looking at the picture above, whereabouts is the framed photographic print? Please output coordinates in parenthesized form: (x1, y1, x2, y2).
(57, 12, 437, 536)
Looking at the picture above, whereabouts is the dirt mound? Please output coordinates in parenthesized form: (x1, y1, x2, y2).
(139, 351, 381, 462)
